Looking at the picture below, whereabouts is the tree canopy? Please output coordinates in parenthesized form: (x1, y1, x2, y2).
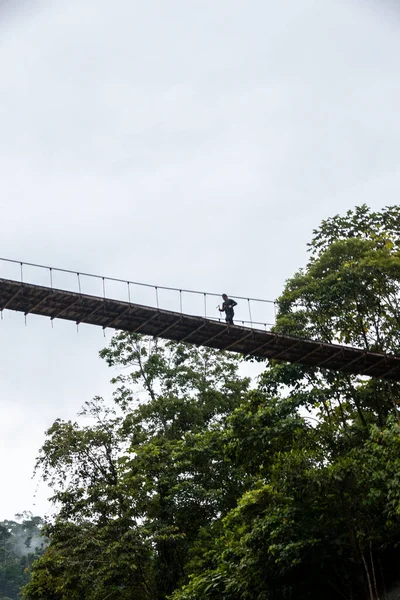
(22, 205, 400, 600)
(0, 513, 44, 600)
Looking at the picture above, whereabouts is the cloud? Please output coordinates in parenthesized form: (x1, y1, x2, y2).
(1, 0, 400, 517)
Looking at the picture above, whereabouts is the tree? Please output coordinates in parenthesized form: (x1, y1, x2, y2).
(25, 205, 400, 600)
(171, 205, 400, 600)
(276, 204, 400, 352)
(0, 514, 44, 600)
(23, 336, 251, 600)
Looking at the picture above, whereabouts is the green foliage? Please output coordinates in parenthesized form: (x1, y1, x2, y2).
(23, 205, 400, 600)
(172, 418, 400, 600)
(276, 204, 400, 352)
(171, 205, 400, 600)
(0, 514, 45, 600)
(23, 338, 250, 600)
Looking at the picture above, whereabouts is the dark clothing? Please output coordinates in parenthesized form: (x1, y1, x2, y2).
(220, 298, 237, 325)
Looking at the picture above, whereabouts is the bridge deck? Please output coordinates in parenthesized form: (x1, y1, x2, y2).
(1, 277, 400, 381)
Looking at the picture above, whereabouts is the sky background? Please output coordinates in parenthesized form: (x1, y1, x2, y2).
(0, 0, 400, 519)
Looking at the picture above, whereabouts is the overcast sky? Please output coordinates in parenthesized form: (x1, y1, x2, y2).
(0, 0, 399, 519)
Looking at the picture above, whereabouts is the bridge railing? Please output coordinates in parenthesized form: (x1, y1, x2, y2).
(0, 258, 277, 331)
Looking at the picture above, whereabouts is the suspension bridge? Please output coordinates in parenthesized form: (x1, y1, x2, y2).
(1, 258, 400, 381)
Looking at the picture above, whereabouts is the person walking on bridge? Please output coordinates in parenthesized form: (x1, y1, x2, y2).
(219, 294, 237, 325)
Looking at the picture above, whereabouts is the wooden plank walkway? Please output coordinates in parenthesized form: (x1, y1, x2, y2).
(1, 277, 400, 381)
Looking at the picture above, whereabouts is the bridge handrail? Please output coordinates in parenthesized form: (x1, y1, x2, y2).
(0, 257, 276, 306)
